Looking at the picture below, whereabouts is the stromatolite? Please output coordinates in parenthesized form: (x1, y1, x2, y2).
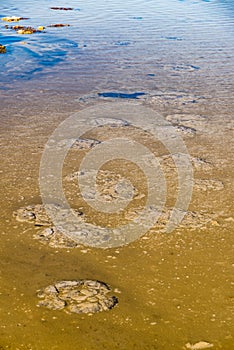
(34, 226, 79, 248)
(14, 204, 52, 226)
(71, 138, 101, 150)
(13, 204, 84, 248)
(37, 280, 118, 314)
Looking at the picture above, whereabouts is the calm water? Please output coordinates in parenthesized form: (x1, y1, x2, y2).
(0, 0, 233, 97)
(0, 1, 233, 350)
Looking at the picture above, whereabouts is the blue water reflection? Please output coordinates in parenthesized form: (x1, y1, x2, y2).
(0, 0, 233, 87)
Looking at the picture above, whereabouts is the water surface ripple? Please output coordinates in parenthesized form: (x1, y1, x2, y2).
(0, 0, 233, 97)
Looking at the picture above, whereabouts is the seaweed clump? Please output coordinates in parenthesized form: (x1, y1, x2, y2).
(47, 24, 70, 27)
(1, 16, 29, 22)
(5, 25, 45, 34)
(0, 44, 6, 54)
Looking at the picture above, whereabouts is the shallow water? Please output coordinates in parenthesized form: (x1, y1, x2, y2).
(0, 1, 234, 349)
(0, 0, 233, 95)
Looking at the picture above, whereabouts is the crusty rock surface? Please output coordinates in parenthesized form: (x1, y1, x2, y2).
(125, 207, 220, 231)
(194, 179, 224, 191)
(71, 138, 101, 150)
(37, 280, 118, 314)
(34, 226, 79, 248)
(185, 341, 214, 350)
(14, 204, 52, 226)
(13, 204, 84, 248)
(65, 169, 139, 201)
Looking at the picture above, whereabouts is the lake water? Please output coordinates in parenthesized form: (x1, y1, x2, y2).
(0, 0, 233, 96)
(0, 1, 233, 349)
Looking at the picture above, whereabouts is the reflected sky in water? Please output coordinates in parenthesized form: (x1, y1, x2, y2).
(0, 0, 233, 94)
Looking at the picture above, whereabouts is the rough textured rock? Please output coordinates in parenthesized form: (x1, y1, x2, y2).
(191, 157, 214, 171)
(165, 114, 210, 134)
(174, 125, 196, 137)
(185, 341, 214, 349)
(169, 64, 200, 72)
(14, 204, 83, 226)
(33, 227, 79, 248)
(14, 204, 52, 226)
(146, 90, 205, 108)
(125, 207, 220, 231)
(194, 179, 224, 191)
(71, 138, 101, 150)
(13, 204, 84, 248)
(37, 280, 118, 314)
(66, 169, 139, 201)
(160, 154, 214, 173)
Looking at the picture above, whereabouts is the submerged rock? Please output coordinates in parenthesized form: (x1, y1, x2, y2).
(13, 204, 84, 248)
(147, 90, 205, 108)
(185, 341, 214, 349)
(66, 169, 138, 202)
(71, 138, 101, 150)
(14, 204, 83, 227)
(37, 280, 118, 314)
(114, 41, 131, 46)
(160, 154, 214, 173)
(194, 179, 224, 191)
(175, 124, 197, 137)
(34, 226, 79, 248)
(172, 64, 200, 72)
(14, 204, 52, 226)
(191, 157, 214, 171)
(125, 206, 220, 231)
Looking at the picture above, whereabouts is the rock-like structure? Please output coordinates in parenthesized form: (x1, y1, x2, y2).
(160, 154, 214, 172)
(13, 204, 84, 248)
(71, 138, 101, 150)
(66, 169, 139, 201)
(34, 226, 79, 248)
(14, 204, 53, 226)
(125, 207, 220, 231)
(194, 179, 224, 191)
(174, 124, 197, 137)
(37, 280, 118, 314)
(185, 341, 214, 350)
